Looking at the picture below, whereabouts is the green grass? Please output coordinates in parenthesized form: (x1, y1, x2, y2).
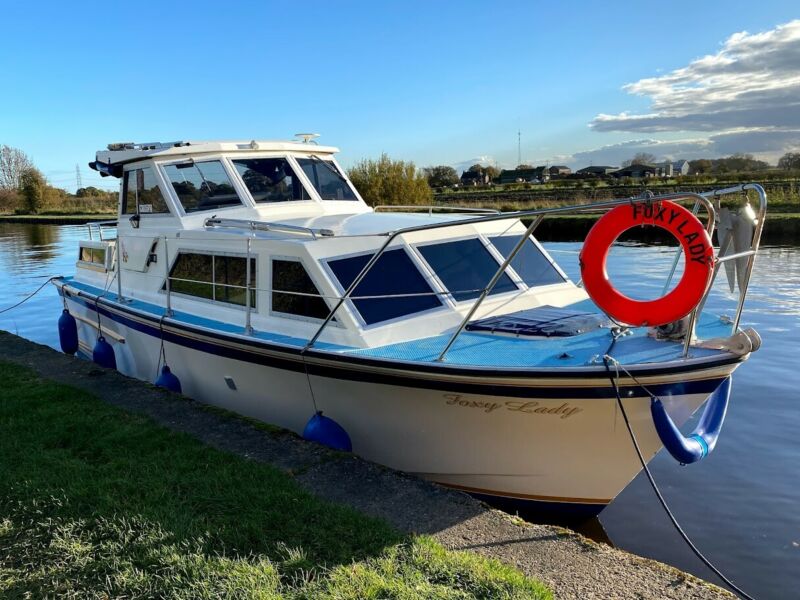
(0, 362, 550, 599)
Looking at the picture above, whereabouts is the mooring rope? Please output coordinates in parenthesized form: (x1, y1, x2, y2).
(602, 333, 756, 600)
(0, 276, 60, 315)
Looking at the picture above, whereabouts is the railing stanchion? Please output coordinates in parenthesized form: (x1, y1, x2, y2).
(163, 236, 173, 317)
(437, 215, 545, 362)
(245, 237, 253, 335)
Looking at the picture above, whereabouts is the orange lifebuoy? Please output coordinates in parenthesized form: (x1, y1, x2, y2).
(579, 200, 714, 327)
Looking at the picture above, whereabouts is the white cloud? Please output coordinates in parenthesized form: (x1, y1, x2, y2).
(588, 20, 800, 161)
(451, 155, 498, 174)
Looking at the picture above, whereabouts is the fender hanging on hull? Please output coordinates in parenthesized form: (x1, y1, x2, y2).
(651, 377, 731, 464)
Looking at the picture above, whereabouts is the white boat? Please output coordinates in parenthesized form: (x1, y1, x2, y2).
(53, 138, 766, 519)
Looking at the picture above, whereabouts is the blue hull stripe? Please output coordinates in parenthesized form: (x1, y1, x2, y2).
(63, 286, 733, 400)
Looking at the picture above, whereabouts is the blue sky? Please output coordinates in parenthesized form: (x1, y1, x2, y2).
(1, 1, 798, 191)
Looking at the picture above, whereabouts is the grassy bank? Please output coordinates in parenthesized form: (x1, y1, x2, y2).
(0, 361, 550, 599)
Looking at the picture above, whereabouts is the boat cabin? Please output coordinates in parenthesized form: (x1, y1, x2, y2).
(82, 139, 585, 349)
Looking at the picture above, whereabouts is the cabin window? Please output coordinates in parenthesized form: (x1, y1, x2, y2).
(232, 158, 311, 203)
(272, 260, 331, 320)
(79, 246, 106, 266)
(296, 158, 358, 201)
(167, 252, 256, 307)
(489, 236, 565, 287)
(327, 249, 441, 325)
(417, 238, 517, 302)
(163, 160, 243, 213)
(122, 167, 169, 214)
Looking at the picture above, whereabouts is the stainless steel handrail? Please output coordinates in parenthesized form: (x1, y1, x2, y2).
(302, 192, 717, 355)
(373, 205, 501, 215)
(204, 217, 335, 239)
(86, 220, 118, 241)
(681, 183, 767, 355)
(436, 215, 545, 361)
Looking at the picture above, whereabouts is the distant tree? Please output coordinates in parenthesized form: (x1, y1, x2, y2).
(778, 152, 800, 170)
(422, 165, 459, 188)
(19, 167, 45, 214)
(347, 154, 432, 206)
(76, 186, 105, 197)
(716, 153, 770, 173)
(515, 164, 533, 169)
(484, 165, 500, 181)
(621, 152, 657, 167)
(689, 159, 713, 174)
(0, 145, 33, 190)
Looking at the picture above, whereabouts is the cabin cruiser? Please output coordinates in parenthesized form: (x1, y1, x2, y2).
(53, 138, 766, 518)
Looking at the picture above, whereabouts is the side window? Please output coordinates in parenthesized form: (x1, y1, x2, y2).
(489, 236, 565, 287)
(417, 238, 517, 302)
(163, 160, 243, 213)
(79, 246, 106, 265)
(296, 158, 358, 201)
(232, 158, 311, 203)
(272, 260, 330, 320)
(167, 252, 256, 307)
(123, 167, 169, 215)
(327, 249, 441, 325)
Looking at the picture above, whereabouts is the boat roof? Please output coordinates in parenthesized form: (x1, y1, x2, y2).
(95, 139, 340, 166)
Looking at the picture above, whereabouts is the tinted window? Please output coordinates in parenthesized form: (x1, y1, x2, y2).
(296, 158, 358, 201)
(123, 167, 169, 214)
(490, 236, 565, 287)
(79, 246, 106, 265)
(272, 260, 330, 320)
(168, 252, 255, 307)
(163, 160, 242, 213)
(232, 158, 311, 203)
(418, 238, 517, 302)
(328, 249, 441, 325)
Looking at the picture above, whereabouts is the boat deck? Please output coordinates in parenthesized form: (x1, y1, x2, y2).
(62, 278, 734, 369)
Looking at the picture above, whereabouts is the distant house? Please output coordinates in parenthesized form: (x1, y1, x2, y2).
(548, 165, 571, 177)
(672, 159, 690, 176)
(498, 166, 549, 184)
(460, 170, 490, 186)
(576, 165, 617, 176)
(653, 162, 674, 177)
(613, 164, 659, 178)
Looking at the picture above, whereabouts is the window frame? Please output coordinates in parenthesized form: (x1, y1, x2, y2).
(321, 245, 446, 329)
(412, 234, 522, 305)
(157, 156, 248, 216)
(294, 156, 360, 202)
(486, 233, 569, 290)
(269, 255, 337, 324)
(163, 249, 257, 311)
(121, 164, 174, 217)
(227, 154, 317, 206)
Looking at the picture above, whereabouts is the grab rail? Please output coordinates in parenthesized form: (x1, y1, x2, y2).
(86, 220, 118, 241)
(172, 184, 761, 362)
(373, 205, 501, 215)
(302, 192, 717, 356)
(204, 217, 335, 239)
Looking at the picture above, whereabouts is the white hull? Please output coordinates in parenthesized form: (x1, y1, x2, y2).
(66, 293, 736, 514)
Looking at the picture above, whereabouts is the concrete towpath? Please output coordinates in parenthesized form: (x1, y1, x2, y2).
(0, 331, 733, 599)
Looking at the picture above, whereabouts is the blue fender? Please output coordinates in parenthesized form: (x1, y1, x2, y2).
(57, 309, 79, 355)
(155, 365, 182, 393)
(302, 412, 352, 452)
(92, 336, 117, 369)
(651, 377, 731, 464)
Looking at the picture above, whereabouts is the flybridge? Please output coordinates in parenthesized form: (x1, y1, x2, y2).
(89, 137, 341, 177)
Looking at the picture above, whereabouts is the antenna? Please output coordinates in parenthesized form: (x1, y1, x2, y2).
(75, 164, 82, 189)
(295, 133, 320, 144)
(517, 130, 521, 166)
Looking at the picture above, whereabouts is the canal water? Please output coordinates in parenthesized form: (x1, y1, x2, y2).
(1, 222, 798, 599)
